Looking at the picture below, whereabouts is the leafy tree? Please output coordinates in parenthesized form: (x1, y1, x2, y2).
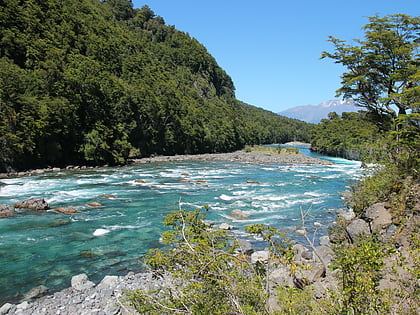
(322, 14, 419, 120)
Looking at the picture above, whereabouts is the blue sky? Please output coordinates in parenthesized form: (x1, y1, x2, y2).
(132, 1, 419, 113)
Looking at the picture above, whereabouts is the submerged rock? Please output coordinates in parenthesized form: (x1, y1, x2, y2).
(55, 206, 78, 214)
(22, 285, 48, 301)
(230, 209, 249, 220)
(14, 198, 50, 210)
(87, 202, 102, 207)
(0, 204, 15, 218)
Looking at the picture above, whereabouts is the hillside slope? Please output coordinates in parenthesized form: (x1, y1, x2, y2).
(0, 0, 310, 172)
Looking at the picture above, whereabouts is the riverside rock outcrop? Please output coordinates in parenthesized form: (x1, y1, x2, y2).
(13, 198, 49, 211)
(0, 205, 14, 218)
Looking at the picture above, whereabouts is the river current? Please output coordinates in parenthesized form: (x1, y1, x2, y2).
(0, 148, 361, 302)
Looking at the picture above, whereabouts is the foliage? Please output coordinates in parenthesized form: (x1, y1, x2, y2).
(310, 111, 385, 160)
(127, 209, 269, 314)
(331, 235, 390, 314)
(321, 14, 419, 120)
(0, 0, 312, 172)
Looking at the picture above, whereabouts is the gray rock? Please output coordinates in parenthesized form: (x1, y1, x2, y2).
(14, 198, 50, 210)
(345, 219, 370, 242)
(97, 275, 119, 289)
(219, 223, 234, 230)
(0, 303, 13, 315)
(294, 263, 326, 286)
(319, 235, 330, 246)
(71, 274, 95, 291)
(363, 202, 392, 230)
(314, 245, 334, 265)
(269, 264, 294, 287)
(250, 250, 269, 264)
(336, 208, 355, 220)
(22, 285, 48, 301)
(235, 238, 254, 255)
(0, 204, 15, 218)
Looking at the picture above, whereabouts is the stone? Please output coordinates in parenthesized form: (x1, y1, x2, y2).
(246, 180, 260, 184)
(0, 303, 13, 315)
(236, 238, 254, 255)
(363, 202, 392, 230)
(97, 275, 119, 289)
(87, 202, 102, 207)
(269, 264, 294, 287)
(319, 235, 330, 246)
(71, 274, 95, 291)
(336, 208, 355, 220)
(345, 219, 370, 242)
(250, 250, 269, 264)
(219, 223, 233, 230)
(16, 301, 29, 310)
(22, 285, 48, 301)
(294, 263, 326, 286)
(0, 204, 15, 218)
(55, 207, 78, 214)
(314, 245, 335, 265)
(14, 198, 50, 210)
(230, 209, 249, 220)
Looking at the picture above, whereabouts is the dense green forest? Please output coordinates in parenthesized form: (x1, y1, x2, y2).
(0, 0, 311, 172)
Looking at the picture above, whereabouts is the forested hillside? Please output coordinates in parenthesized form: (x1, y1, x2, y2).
(0, 0, 310, 172)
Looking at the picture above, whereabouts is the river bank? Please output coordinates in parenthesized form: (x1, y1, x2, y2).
(0, 148, 331, 179)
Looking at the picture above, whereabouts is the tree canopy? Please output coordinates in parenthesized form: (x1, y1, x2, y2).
(0, 0, 311, 172)
(322, 14, 419, 119)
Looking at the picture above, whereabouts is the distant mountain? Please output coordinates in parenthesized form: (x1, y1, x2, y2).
(279, 100, 361, 123)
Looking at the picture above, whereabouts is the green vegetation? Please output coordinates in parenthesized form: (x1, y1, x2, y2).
(0, 0, 311, 172)
(127, 209, 270, 314)
(244, 145, 300, 155)
(126, 14, 419, 314)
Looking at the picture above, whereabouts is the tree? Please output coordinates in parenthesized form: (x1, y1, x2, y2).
(322, 14, 419, 120)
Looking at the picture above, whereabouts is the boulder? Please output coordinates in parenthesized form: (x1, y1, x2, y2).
(0, 204, 15, 218)
(294, 262, 326, 287)
(87, 202, 102, 207)
(219, 223, 234, 230)
(22, 285, 48, 301)
(0, 303, 13, 315)
(314, 245, 335, 266)
(269, 264, 294, 287)
(97, 275, 119, 289)
(319, 235, 330, 246)
(236, 238, 254, 255)
(71, 273, 95, 291)
(345, 219, 370, 242)
(363, 202, 392, 230)
(336, 208, 355, 221)
(55, 207, 78, 214)
(250, 250, 269, 264)
(14, 198, 50, 210)
(230, 209, 249, 220)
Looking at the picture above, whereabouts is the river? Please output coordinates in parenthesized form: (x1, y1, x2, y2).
(0, 147, 361, 303)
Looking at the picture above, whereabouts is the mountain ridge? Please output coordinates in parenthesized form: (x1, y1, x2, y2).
(280, 100, 361, 123)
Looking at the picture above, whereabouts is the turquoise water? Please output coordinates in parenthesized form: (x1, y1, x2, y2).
(0, 148, 361, 302)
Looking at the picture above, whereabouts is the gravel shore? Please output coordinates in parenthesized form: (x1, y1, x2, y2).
(129, 150, 332, 166)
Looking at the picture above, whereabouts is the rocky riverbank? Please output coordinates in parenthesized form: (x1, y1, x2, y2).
(0, 149, 331, 179)
(129, 149, 332, 166)
(0, 233, 337, 315)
